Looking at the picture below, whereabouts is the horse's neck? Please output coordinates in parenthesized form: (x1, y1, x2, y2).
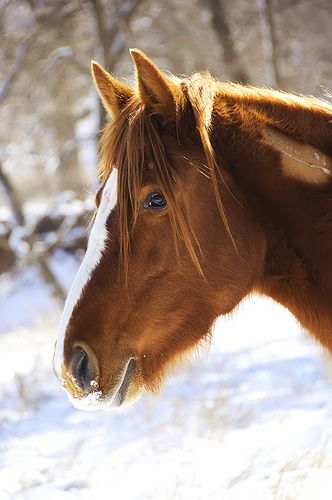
(256, 218, 332, 352)
(217, 83, 332, 156)
(251, 161, 332, 352)
(216, 85, 332, 351)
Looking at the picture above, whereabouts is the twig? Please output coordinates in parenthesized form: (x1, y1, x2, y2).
(38, 258, 66, 302)
(0, 162, 25, 225)
(0, 38, 30, 104)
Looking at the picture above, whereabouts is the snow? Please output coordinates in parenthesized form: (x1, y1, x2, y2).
(1, 275, 332, 499)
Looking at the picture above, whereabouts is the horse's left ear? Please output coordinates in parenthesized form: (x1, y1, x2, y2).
(130, 49, 182, 122)
(91, 61, 134, 117)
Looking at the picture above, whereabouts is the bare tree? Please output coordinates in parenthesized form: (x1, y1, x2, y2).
(0, 163, 25, 226)
(206, 0, 249, 83)
(89, 0, 143, 127)
(256, 0, 281, 87)
(0, 38, 31, 104)
(0, 164, 66, 300)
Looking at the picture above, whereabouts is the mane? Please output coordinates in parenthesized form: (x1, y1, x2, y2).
(98, 72, 233, 275)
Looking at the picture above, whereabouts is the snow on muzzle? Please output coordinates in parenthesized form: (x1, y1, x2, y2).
(58, 345, 141, 410)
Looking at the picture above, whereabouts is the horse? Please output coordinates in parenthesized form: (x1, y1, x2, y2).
(53, 49, 332, 410)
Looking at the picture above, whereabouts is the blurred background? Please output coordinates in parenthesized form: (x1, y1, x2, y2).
(1, 1, 332, 499)
(1, 0, 332, 320)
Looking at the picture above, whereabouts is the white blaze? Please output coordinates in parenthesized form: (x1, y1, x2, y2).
(54, 169, 118, 378)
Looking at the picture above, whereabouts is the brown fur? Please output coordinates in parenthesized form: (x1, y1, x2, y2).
(62, 51, 332, 403)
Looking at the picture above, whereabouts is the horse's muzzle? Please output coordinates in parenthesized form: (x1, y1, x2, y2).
(59, 344, 142, 410)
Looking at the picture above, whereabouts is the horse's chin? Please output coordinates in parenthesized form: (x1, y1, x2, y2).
(67, 382, 143, 411)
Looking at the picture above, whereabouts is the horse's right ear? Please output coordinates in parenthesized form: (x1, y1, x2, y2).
(91, 61, 134, 117)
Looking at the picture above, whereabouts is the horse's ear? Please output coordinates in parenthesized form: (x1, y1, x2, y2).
(130, 49, 181, 122)
(91, 61, 134, 117)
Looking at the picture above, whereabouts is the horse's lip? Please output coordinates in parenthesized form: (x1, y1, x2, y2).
(114, 358, 137, 406)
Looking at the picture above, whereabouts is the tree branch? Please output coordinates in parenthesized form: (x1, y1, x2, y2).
(256, 0, 281, 87)
(0, 162, 25, 225)
(38, 259, 67, 302)
(0, 38, 30, 104)
(0, 161, 67, 301)
(89, 0, 143, 127)
(206, 0, 250, 84)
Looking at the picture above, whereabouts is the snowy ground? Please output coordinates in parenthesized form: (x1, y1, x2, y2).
(1, 273, 332, 499)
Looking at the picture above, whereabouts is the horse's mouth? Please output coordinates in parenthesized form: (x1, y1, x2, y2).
(66, 357, 142, 411)
(114, 358, 137, 406)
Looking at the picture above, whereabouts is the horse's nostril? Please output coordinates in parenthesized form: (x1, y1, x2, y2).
(71, 345, 97, 393)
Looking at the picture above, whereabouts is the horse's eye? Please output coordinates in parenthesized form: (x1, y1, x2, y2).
(143, 192, 167, 211)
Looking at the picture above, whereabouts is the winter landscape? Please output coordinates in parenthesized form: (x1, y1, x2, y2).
(1, 269, 332, 499)
(2, 1, 332, 498)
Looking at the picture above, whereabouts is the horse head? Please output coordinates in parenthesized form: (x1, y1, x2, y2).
(53, 50, 264, 409)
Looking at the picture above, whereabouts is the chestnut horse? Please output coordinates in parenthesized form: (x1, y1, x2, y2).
(54, 50, 332, 410)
